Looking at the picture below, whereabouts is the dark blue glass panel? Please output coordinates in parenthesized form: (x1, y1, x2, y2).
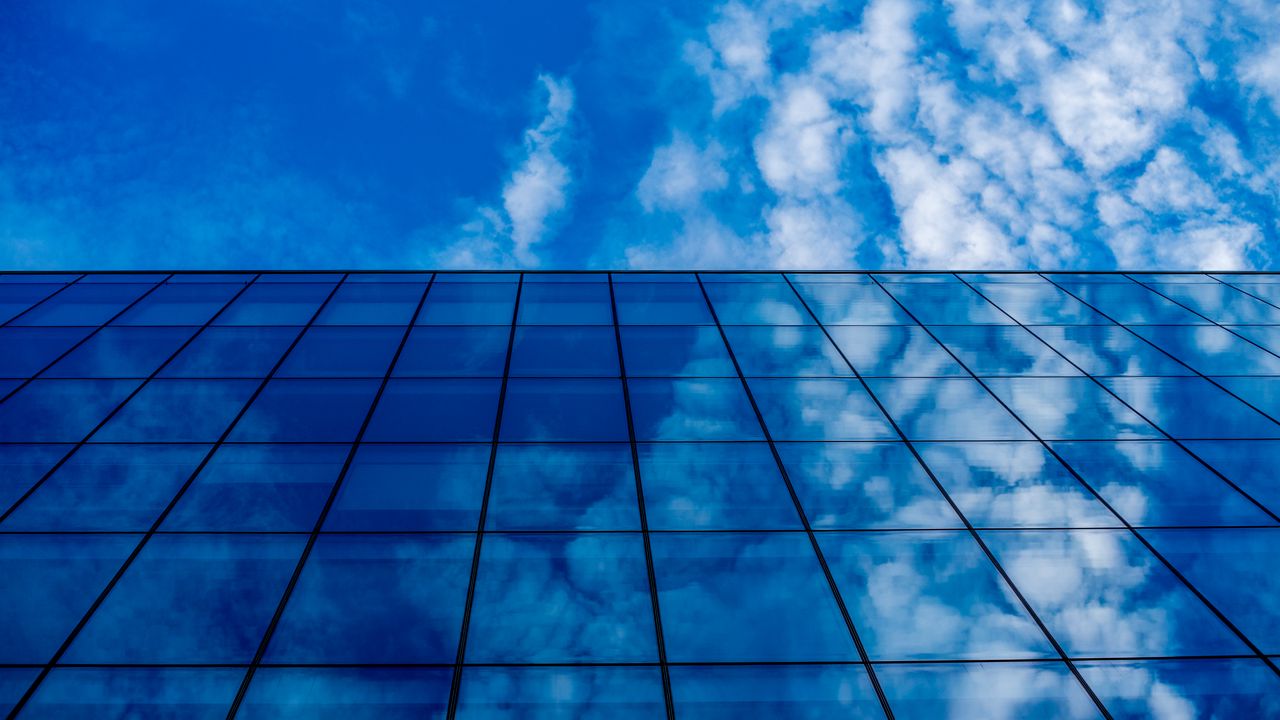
(315, 282, 426, 325)
(159, 326, 298, 378)
(881, 282, 1012, 325)
(1146, 281, 1280, 324)
(1213, 377, 1280, 420)
(501, 379, 629, 441)
(4, 444, 207, 531)
(0, 283, 63, 323)
(0, 534, 136, 662)
(876, 662, 1098, 719)
(112, 283, 243, 326)
(265, 534, 472, 662)
(0, 379, 140, 442)
(96, 379, 258, 442)
(416, 282, 517, 325)
(1231, 324, 1280, 355)
(983, 529, 1245, 656)
(650, 532, 857, 662)
(0, 668, 38, 718)
(931, 326, 1080, 376)
(621, 326, 736, 377)
(777, 442, 962, 529)
(821, 531, 1052, 660)
(1078, 659, 1280, 719)
(20, 667, 241, 719)
(231, 379, 381, 442)
(750, 378, 895, 440)
(868, 377, 1031, 441)
(0, 445, 67, 514)
(1048, 280, 1207, 325)
(66, 534, 305, 663)
(466, 533, 657, 662)
(213, 283, 336, 326)
(1144, 528, 1280, 653)
(628, 378, 763, 441)
(364, 379, 500, 441)
(45, 327, 197, 378)
(455, 667, 666, 719)
(614, 282, 714, 324)
(167, 273, 256, 283)
(791, 280, 910, 325)
(510, 326, 619, 376)
(1031, 325, 1193, 376)
(487, 444, 639, 530)
(1102, 376, 1280, 439)
(518, 283, 612, 325)
(724, 325, 852, 377)
(1130, 325, 1280, 375)
(11, 283, 156, 326)
(81, 273, 168, 283)
(827, 325, 966, 376)
(917, 443, 1114, 528)
(276, 326, 403, 378)
(256, 273, 344, 283)
(0, 327, 93, 377)
(638, 442, 800, 530)
(670, 664, 882, 719)
(164, 445, 349, 531)
(968, 281, 1109, 324)
(1184, 440, 1280, 516)
(394, 326, 509, 377)
(702, 281, 813, 325)
(238, 667, 452, 720)
(325, 444, 488, 531)
(983, 378, 1159, 440)
(1052, 441, 1272, 526)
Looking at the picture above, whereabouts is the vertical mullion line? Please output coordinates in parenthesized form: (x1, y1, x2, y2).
(843, 274, 1115, 720)
(0, 272, 86, 329)
(607, 274, 676, 720)
(694, 273, 896, 720)
(445, 274, 524, 719)
(5, 270, 303, 720)
(225, 273, 439, 717)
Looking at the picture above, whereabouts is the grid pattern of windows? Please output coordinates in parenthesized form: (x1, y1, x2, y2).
(1, 270, 1279, 717)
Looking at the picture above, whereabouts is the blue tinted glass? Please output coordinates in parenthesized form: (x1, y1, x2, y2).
(0, 283, 63, 323)
(826, 326, 966, 376)
(628, 378, 762, 441)
(822, 531, 1052, 660)
(1052, 441, 1272, 526)
(96, 379, 258, 442)
(703, 282, 813, 325)
(45, 327, 197, 378)
(750, 378, 895, 440)
(931, 326, 1080, 376)
(0, 379, 140, 442)
(510, 326, 618, 376)
(0, 327, 93, 377)
(81, 273, 168, 283)
(66, 534, 305, 663)
(639, 442, 800, 530)
(518, 283, 612, 324)
(791, 280, 910, 325)
(0, 534, 136, 662)
(160, 326, 298, 378)
(1144, 528, 1280, 653)
(1049, 280, 1206, 325)
(983, 378, 1159, 440)
(620, 326, 736, 377)
(265, 534, 472, 662)
(1102, 376, 1280, 439)
(4, 444, 207, 531)
(1130, 325, 1280, 375)
(364, 379, 500, 441)
(1146, 281, 1280, 324)
(455, 667, 666, 719)
(276, 326, 403, 378)
(867, 377, 1030, 441)
(969, 281, 1109, 324)
(0, 668, 38, 717)
(325, 444, 488, 531)
(1231, 324, 1280, 355)
(394, 326, 509, 377)
(488, 444, 638, 530)
(417, 282, 517, 325)
(1031, 325, 1193, 376)
(256, 273, 344, 283)
(231, 379, 380, 442)
(20, 667, 241, 720)
(467, 533, 657, 662)
(650, 532, 857, 661)
(916, 443, 1114, 528)
(1213, 376, 1280, 419)
(724, 325, 852, 377)
(0, 445, 68, 513)
(315, 282, 425, 325)
(984, 529, 1245, 656)
(164, 445, 348, 531)
(12, 283, 156, 326)
(112, 283, 243, 326)
(238, 667, 451, 720)
(614, 282, 714, 324)
(1078, 659, 1280, 719)
(670, 664, 882, 719)
(876, 662, 1098, 719)
(501, 379, 629, 441)
(881, 282, 1012, 325)
(778, 442, 962, 529)
(1185, 440, 1280, 516)
(213, 283, 336, 326)
(167, 273, 256, 283)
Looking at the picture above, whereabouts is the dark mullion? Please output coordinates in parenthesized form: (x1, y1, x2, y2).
(445, 274, 525, 720)
(0, 273, 87, 330)
(8, 269, 1280, 276)
(607, 273, 677, 720)
(694, 273, 896, 720)
(1125, 273, 1280, 367)
(1209, 273, 1280, 313)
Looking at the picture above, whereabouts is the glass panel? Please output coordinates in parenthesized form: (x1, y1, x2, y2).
(365, 379, 501, 442)
(238, 667, 451, 719)
(620, 326, 736, 377)
(213, 283, 337, 326)
(628, 378, 763, 441)
(509, 326, 619, 376)
(969, 281, 1110, 325)
(1130, 325, 1280, 375)
(670, 664, 883, 719)
(0, 668, 39, 718)
(826, 326, 966, 377)
(1031, 325, 1193, 377)
(96, 379, 259, 442)
(638, 442, 801, 530)
(931, 326, 1080, 377)
(0, 283, 63, 323)
(393, 326, 509, 377)
(455, 667, 666, 719)
(416, 282, 517, 325)
(1213, 376, 1280, 419)
(723, 325, 852, 377)
(21, 667, 241, 719)
(501, 379, 629, 442)
(1102, 377, 1280, 439)
(231, 379, 381, 442)
(45, 327, 197, 378)
(982, 378, 1159, 440)
(0, 327, 94, 378)
(324, 444, 489, 531)
(1146, 282, 1280, 324)
(314, 282, 426, 325)
(875, 662, 1099, 719)
(614, 282, 714, 324)
(749, 378, 896, 440)
(1184, 440, 1280, 516)
(880, 283, 1012, 325)
(1049, 280, 1207, 325)
(159, 326, 298, 378)
(0, 445, 69, 514)
(866, 377, 1031, 441)
(12, 283, 156, 326)
(0, 379, 141, 442)
(790, 280, 910, 325)
(487, 444, 639, 530)
(1077, 658, 1280, 719)
(702, 282, 813, 325)
(111, 283, 243, 326)
(276, 326, 403, 378)
(517, 283, 612, 324)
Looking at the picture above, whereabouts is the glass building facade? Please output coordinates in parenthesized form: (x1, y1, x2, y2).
(1, 270, 1280, 718)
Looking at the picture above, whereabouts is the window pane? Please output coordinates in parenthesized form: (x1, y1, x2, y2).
(670, 665, 883, 719)
(394, 326, 509, 377)
(1102, 377, 1280, 439)
(750, 378, 895, 440)
(276, 326, 403, 378)
(231, 379, 381, 442)
(0, 445, 69, 514)
(876, 662, 1097, 719)
(1184, 440, 1280, 516)
(826, 326, 966, 377)
(1032, 325, 1193, 377)
(518, 282, 612, 324)
(455, 667, 665, 719)
(501, 379, 629, 441)
(723, 325, 852, 377)
(1130, 325, 1280, 375)
(1078, 658, 1280, 719)
(45, 327, 197, 378)
(791, 280, 910, 325)
(22, 667, 241, 719)
(969, 281, 1110, 325)
(628, 378, 763, 441)
(213, 283, 336, 326)
(0, 283, 63, 323)
(112, 282, 244, 326)
(983, 378, 1159, 440)
(880, 283, 1012, 325)
(96, 379, 259, 442)
(487, 444, 638, 530)
(12, 283, 157, 326)
(239, 668, 451, 720)
(931, 326, 1080, 377)
(638, 442, 800, 530)
(703, 282, 813, 325)
(0, 379, 141, 442)
(1049, 280, 1206, 325)
(417, 282, 517, 325)
(315, 282, 426, 325)
(364, 379, 500, 442)
(1146, 281, 1280, 324)
(509, 326, 619, 376)
(160, 326, 298, 378)
(620, 326, 735, 377)
(0, 327, 94, 378)
(614, 282, 714, 324)
(324, 444, 489, 531)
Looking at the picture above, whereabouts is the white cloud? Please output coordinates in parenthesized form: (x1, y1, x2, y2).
(636, 134, 729, 212)
(753, 83, 851, 197)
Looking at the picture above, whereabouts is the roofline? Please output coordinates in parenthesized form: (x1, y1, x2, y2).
(0, 269, 1272, 275)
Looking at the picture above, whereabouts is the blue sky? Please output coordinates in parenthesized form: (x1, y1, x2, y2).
(1, 0, 1278, 270)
